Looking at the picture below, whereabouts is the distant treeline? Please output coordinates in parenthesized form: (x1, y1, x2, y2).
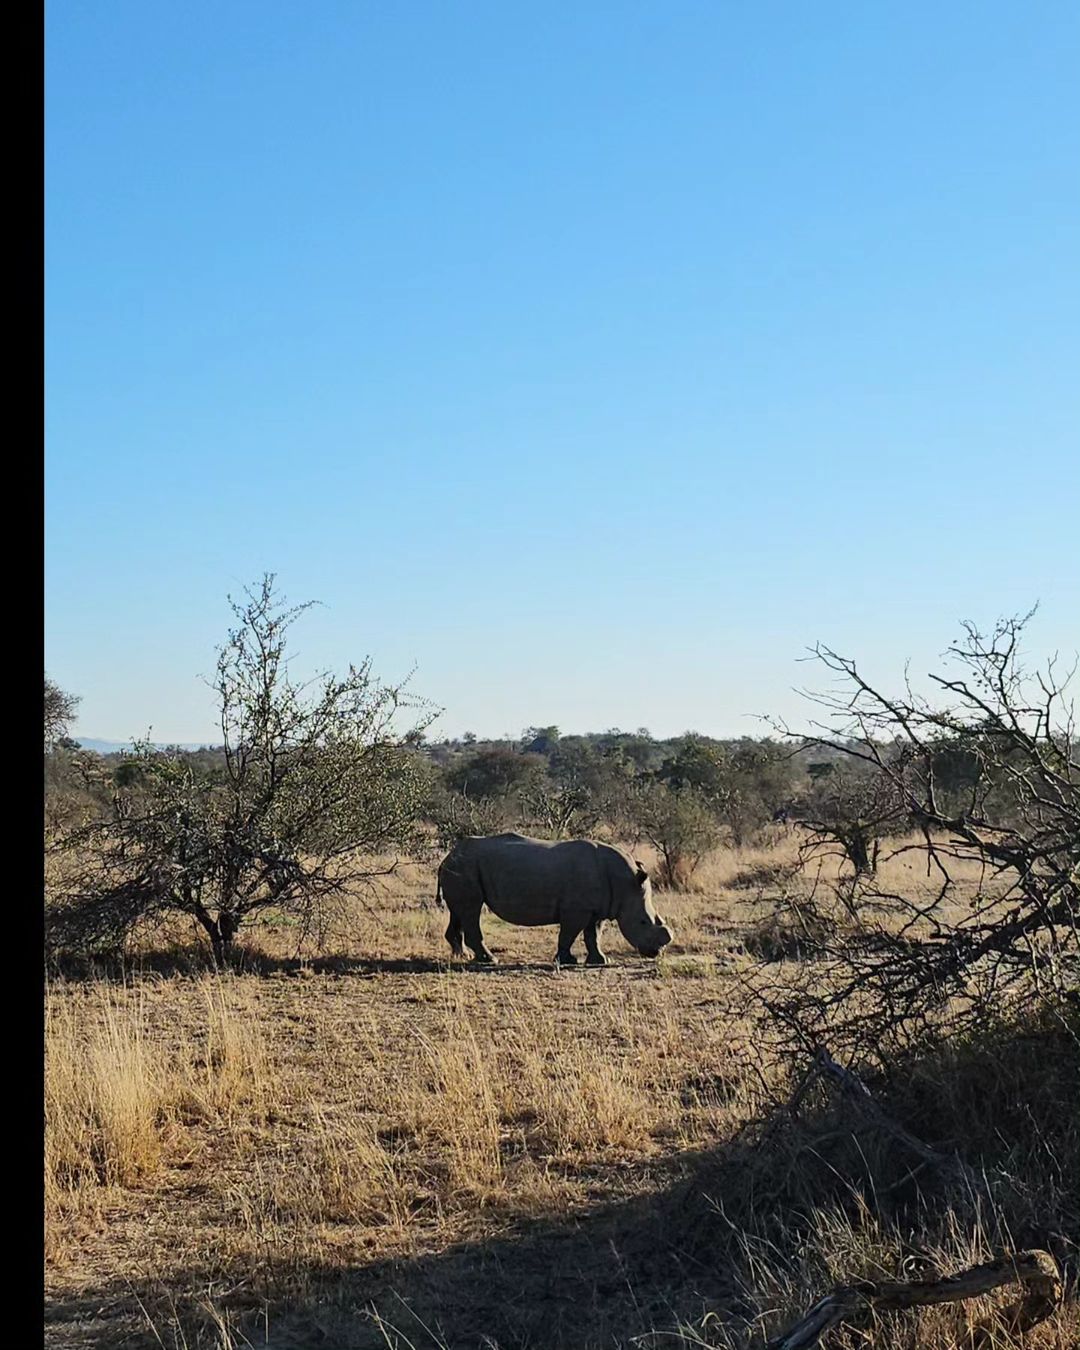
(45, 724, 951, 888)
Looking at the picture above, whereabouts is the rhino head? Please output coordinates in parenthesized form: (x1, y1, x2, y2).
(615, 860, 673, 957)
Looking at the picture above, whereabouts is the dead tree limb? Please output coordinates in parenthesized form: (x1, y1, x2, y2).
(808, 1048, 982, 1188)
(762, 616, 1079, 1056)
(765, 1249, 1062, 1349)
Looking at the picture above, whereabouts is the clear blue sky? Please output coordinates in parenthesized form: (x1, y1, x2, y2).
(46, 2, 1079, 744)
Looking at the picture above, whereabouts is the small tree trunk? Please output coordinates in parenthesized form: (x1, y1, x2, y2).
(845, 829, 874, 876)
(218, 910, 240, 955)
(192, 904, 240, 963)
(193, 903, 224, 961)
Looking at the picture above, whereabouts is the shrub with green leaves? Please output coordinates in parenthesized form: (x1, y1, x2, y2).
(47, 576, 435, 960)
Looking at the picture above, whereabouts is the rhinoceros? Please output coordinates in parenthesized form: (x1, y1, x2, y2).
(435, 832, 673, 965)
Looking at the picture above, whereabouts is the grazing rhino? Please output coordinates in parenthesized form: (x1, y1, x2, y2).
(435, 832, 673, 965)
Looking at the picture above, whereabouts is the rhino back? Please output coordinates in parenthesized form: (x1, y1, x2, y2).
(469, 835, 608, 926)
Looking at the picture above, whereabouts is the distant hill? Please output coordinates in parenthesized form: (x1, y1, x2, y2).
(74, 738, 216, 755)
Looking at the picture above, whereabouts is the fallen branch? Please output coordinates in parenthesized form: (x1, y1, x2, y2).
(765, 1248, 1062, 1349)
(809, 1047, 982, 1188)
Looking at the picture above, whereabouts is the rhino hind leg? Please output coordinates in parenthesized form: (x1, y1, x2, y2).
(444, 912, 466, 958)
(461, 913, 496, 964)
(583, 918, 608, 967)
(556, 919, 582, 966)
(440, 862, 491, 961)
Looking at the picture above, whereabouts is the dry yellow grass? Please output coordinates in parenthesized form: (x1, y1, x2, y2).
(43, 835, 1078, 1349)
(45, 987, 164, 1223)
(174, 978, 272, 1126)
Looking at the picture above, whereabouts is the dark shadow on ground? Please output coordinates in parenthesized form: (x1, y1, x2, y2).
(47, 1008, 1080, 1350)
(46, 977, 1078, 1348)
(49, 944, 663, 985)
(45, 1135, 758, 1350)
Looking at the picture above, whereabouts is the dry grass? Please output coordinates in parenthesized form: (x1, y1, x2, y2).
(174, 979, 272, 1126)
(43, 836, 1078, 1349)
(45, 986, 164, 1244)
(45, 976, 275, 1265)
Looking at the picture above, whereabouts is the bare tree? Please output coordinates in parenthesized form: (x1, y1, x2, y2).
(519, 780, 600, 839)
(427, 788, 514, 852)
(760, 613, 1078, 1056)
(47, 576, 436, 961)
(795, 764, 909, 875)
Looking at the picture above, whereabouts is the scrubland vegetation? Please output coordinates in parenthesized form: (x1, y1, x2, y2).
(44, 581, 1078, 1347)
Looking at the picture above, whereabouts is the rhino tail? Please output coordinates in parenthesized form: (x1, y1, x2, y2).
(434, 863, 445, 908)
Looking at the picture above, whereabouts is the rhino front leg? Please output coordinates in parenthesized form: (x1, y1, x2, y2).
(583, 918, 608, 967)
(555, 919, 583, 965)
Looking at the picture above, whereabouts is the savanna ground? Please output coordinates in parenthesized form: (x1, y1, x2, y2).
(45, 831, 1079, 1349)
